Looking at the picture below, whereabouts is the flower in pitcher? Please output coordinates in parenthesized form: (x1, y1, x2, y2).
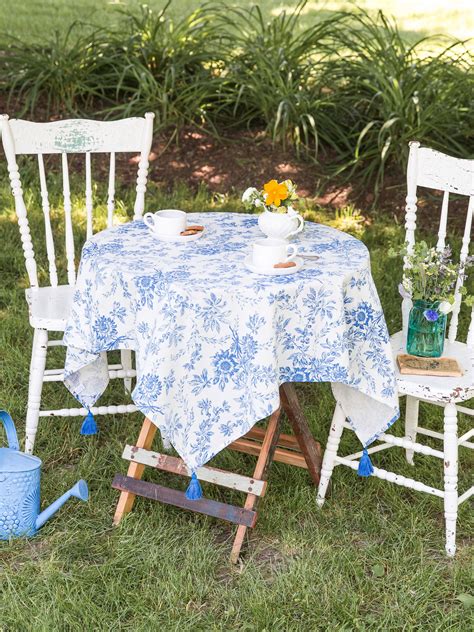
(263, 180, 289, 207)
(241, 178, 300, 214)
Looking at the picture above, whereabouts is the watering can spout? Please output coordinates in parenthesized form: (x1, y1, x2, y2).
(35, 480, 89, 531)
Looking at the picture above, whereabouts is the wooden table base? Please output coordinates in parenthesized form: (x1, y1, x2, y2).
(112, 383, 322, 563)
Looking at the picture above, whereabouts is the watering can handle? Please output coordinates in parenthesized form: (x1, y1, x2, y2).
(0, 411, 20, 451)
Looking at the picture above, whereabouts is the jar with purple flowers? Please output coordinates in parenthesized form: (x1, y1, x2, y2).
(406, 300, 447, 357)
(389, 240, 474, 357)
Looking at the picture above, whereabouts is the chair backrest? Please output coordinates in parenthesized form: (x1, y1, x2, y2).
(403, 141, 474, 345)
(0, 113, 155, 289)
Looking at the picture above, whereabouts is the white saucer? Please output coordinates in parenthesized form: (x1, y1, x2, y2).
(150, 228, 205, 243)
(245, 255, 304, 276)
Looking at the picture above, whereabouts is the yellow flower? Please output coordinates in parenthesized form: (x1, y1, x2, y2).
(263, 179, 289, 207)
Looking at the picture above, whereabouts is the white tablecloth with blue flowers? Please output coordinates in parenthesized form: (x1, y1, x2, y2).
(64, 212, 399, 470)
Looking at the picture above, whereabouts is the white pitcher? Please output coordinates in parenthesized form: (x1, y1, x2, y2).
(258, 208, 304, 240)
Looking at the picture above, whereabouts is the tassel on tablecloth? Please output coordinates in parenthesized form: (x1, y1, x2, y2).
(358, 448, 374, 477)
(80, 410, 98, 435)
(185, 472, 202, 500)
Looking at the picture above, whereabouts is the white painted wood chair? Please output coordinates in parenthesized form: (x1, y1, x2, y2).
(1, 113, 155, 453)
(316, 142, 474, 557)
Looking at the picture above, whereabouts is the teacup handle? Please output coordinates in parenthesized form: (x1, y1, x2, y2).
(143, 212, 156, 230)
(287, 214, 304, 238)
(285, 244, 298, 263)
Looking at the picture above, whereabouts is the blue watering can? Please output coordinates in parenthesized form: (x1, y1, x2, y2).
(0, 411, 88, 539)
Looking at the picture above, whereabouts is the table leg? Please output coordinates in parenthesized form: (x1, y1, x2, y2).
(113, 417, 158, 525)
(279, 383, 322, 485)
(230, 406, 283, 564)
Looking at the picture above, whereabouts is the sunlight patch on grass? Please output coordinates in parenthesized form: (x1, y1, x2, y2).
(272, 0, 474, 38)
(302, 203, 366, 237)
(1, 0, 471, 46)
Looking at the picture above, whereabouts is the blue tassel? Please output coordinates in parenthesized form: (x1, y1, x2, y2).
(358, 448, 374, 477)
(185, 472, 202, 500)
(80, 410, 98, 436)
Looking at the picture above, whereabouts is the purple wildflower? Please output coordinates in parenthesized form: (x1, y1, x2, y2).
(424, 309, 439, 322)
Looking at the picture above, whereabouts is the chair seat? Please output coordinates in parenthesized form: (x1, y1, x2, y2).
(25, 285, 74, 331)
(391, 331, 474, 403)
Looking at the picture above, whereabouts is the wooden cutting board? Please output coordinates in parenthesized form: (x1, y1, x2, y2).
(397, 354, 463, 377)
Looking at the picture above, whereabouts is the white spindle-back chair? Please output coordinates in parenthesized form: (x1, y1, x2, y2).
(1, 113, 155, 453)
(316, 142, 474, 557)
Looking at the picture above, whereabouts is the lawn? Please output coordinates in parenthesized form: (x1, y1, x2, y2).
(1, 0, 473, 44)
(0, 171, 472, 629)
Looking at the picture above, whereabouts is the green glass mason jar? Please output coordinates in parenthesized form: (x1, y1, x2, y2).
(406, 299, 447, 357)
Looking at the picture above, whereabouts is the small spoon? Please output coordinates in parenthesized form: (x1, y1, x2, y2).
(300, 254, 320, 260)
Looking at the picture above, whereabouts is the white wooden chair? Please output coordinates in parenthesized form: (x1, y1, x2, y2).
(316, 142, 474, 557)
(1, 113, 155, 453)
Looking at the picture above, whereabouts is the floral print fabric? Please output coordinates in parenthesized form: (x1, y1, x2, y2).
(64, 212, 398, 469)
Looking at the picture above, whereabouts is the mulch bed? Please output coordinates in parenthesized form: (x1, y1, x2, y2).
(118, 126, 472, 231)
(0, 92, 468, 230)
(127, 126, 407, 214)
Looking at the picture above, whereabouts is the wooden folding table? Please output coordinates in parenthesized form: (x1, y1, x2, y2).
(112, 383, 322, 563)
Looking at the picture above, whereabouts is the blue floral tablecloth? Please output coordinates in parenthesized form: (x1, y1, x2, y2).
(64, 212, 399, 470)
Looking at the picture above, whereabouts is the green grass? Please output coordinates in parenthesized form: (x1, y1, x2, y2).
(1, 0, 473, 45)
(0, 170, 473, 630)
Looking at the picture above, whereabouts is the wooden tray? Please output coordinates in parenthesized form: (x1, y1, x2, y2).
(397, 354, 463, 377)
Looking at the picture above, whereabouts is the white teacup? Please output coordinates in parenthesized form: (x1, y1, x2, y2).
(143, 210, 187, 236)
(252, 238, 298, 269)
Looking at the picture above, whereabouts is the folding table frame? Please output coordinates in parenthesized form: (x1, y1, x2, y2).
(112, 383, 322, 563)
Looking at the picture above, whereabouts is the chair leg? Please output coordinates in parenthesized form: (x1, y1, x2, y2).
(121, 350, 133, 394)
(405, 395, 419, 465)
(28, 329, 38, 387)
(443, 403, 458, 557)
(25, 328, 48, 454)
(316, 403, 345, 507)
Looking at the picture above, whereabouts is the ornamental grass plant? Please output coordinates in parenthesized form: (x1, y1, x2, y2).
(92, 3, 225, 133)
(1, 2, 473, 191)
(210, 1, 352, 159)
(0, 3, 473, 628)
(2, 24, 109, 116)
(3, 2, 225, 135)
(326, 12, 474, 193)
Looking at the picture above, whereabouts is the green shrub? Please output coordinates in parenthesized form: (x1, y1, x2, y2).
(212, 1, 351, 158)
(2, 24, 109, 116)
(1, 3, 472, 193)
(94, 3, 224, 133)
(2, 2, 224, 133)
(326, 11, 474, 192)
